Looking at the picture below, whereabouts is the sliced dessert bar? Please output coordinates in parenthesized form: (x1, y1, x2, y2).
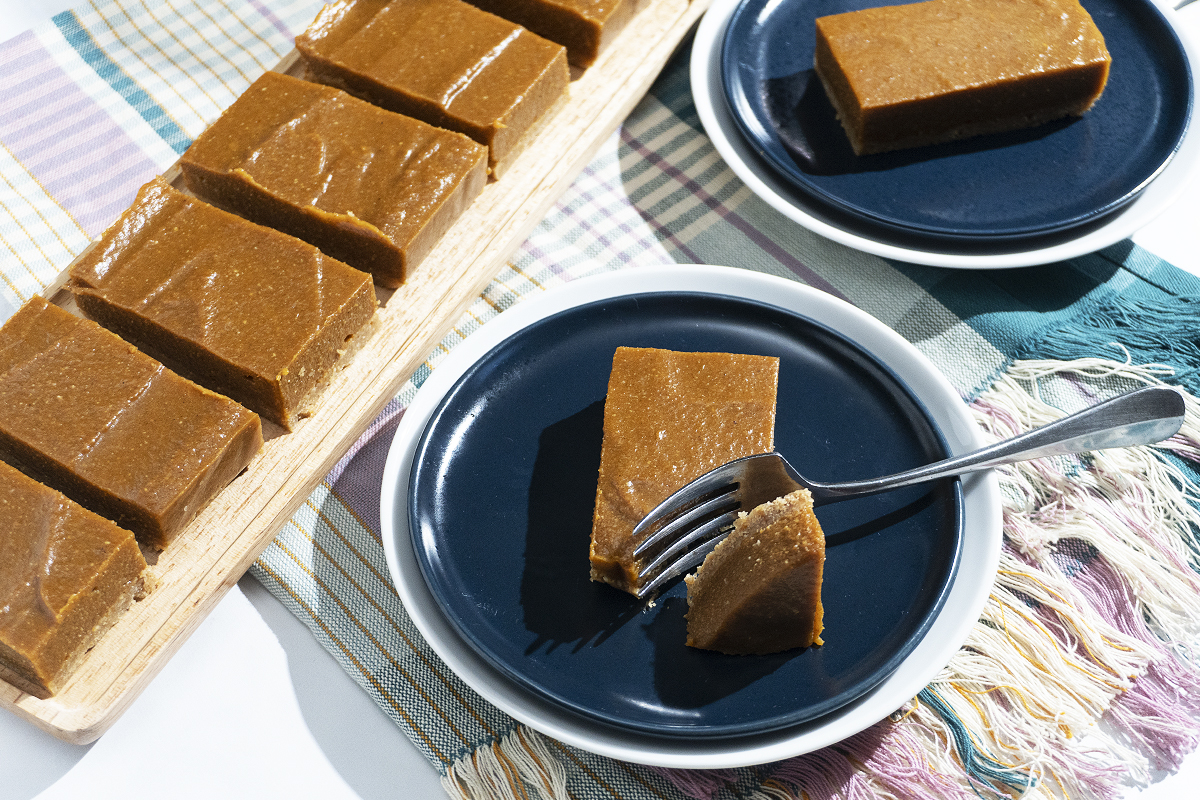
(70, 178, 376, 431)
(590, 347, 779, 595)
(296, 0, 569, 176)
(464, 0, 646, 68)
(814, 0, 1111, 155)
(0, 460, 147, 698)
(685, 489, 825, 655)
(179, 71, 487, 287)
(0, 297, 263, 550)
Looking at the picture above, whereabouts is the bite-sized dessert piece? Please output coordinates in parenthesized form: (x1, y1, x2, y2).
(69, 179, 376, 431)
(590, 347, 779, 595)
(464, 0, 645, 68)
(814, 0, 1111, 155)
(685, 489, 825, 655)
(295, 0, 569, 176)
(0, 297, 263, 551)
(179, 71, 487, 287)
(0, 461, 147, 698)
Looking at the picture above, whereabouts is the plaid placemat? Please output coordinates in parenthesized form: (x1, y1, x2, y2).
(4, 3, 1200, 798)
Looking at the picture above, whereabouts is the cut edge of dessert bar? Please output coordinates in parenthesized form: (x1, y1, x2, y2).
(294, 0, 570, 178)
(463, 0, 648, 68)
(589, 346, 780, 595)
(684, 488, 825, 655)
(0, 297, 264, 551)
(813, 0, 1112, 156)
(0, 461, 148, 699)
(68, 178, 378, 431)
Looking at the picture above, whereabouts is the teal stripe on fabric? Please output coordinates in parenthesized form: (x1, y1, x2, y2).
(651, 47, 701, 131)
(52, 10, 192, 154)
(919, 688, 1037, 796)
(892, 243, 1200, 372)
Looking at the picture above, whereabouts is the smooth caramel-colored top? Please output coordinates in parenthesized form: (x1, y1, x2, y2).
(0, 297, 262, 548)
(816, 0, 1110, 109)
(685, 489, 825, 655)
(590, 347, 779, 594)
(181, 71, 486, 255)
(297, 0, 565, 133)
(69, 178, 373, 389)
(0, 460, 145, 693)
(466, 0, 642, 67)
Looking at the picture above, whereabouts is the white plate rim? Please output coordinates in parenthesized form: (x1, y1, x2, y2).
(380, 265, 1002, 768)
(690, 0, 1200, 270)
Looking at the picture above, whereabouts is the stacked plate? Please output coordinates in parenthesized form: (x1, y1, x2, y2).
(697, 0, 1198, 268)
(381, 266, 1003, 768)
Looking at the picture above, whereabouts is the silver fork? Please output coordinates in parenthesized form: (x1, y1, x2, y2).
(630, 385, 1186, 598)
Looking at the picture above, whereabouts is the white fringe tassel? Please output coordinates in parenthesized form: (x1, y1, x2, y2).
(442, 357, 1200, 800)
(442, 726, 569, 800)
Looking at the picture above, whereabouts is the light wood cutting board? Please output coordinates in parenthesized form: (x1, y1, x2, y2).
(1, 0, 711, 743)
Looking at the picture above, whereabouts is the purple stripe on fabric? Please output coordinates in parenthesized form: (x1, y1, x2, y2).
(1071, 551, 1200, 773)
(518, 163, 676, 269)
(574, 162, 684, 258)
(246, 0, 293, 39)
(515, 239, 574, 277)
(0, 30, 157, 237)
(325, 397, 408, 539)
(620, 129, 847, 300)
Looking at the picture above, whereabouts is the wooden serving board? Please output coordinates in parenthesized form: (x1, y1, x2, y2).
(2, 0, 710, 744)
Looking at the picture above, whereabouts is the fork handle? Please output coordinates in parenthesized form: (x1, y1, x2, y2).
(813, 386, 1186, 502)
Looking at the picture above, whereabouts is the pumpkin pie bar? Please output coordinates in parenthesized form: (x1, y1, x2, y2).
(590, 347, 779, 595)
(685, 489, 825, 654)
(464, 0, 645, 68)
(296, 0, 569, 176)
(179, 71, 487, 287)
(0, 460, 147, 698)
(69, 179, 376, 431)
(0, 297, 263, 551)
(814, 0, 1111, 155)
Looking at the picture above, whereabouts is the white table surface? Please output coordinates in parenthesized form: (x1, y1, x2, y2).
(1, 1, 1198, 797)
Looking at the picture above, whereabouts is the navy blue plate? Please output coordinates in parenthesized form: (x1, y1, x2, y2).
(721, 0, 1193, 243)
(409, 292, 963, 738)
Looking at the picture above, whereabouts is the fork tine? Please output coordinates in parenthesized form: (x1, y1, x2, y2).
(631, 458, 750, 541)
(632, 487, 739, 559)
(636, 524, 733, 599)
(636, 506, 739, 582)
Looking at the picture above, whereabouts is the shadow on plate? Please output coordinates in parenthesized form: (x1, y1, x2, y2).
(521, 401, 642, 655)
(764, 69, 1076, 176)
(646, 596, 795, 708)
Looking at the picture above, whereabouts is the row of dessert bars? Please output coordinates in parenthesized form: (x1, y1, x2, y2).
(0, 0, 647, 699)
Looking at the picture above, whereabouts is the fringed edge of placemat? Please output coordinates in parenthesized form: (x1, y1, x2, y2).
(435, 356, 1200, 800)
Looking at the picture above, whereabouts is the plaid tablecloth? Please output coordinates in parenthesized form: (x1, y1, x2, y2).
(4, 2, 1200, 798)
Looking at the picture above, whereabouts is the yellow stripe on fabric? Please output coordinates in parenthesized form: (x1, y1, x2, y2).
(509, 261, 550, 293)
(545, 736, 668, 800)
(121, 0, 241, 106)
(0, 230, 35, 301)
(491, 740, 533, 800)
(298, 497, 503, 740)
(195, 0, 274, 73)
(0, 141, 86, 268)
(254, 555, 453, 764)
(88, 0, 209, 128)
(995, 596, 1127, 694)
(998, 568, 1137, 666)
(515, 727, 560, 799)
(211, 0, 278, 60)
(140, 0, 256, 87)
(319, 481, 384, 545)
(284, 506, 501, 744)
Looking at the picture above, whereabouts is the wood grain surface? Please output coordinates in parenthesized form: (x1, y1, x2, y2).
(1, 0, 709, 743)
